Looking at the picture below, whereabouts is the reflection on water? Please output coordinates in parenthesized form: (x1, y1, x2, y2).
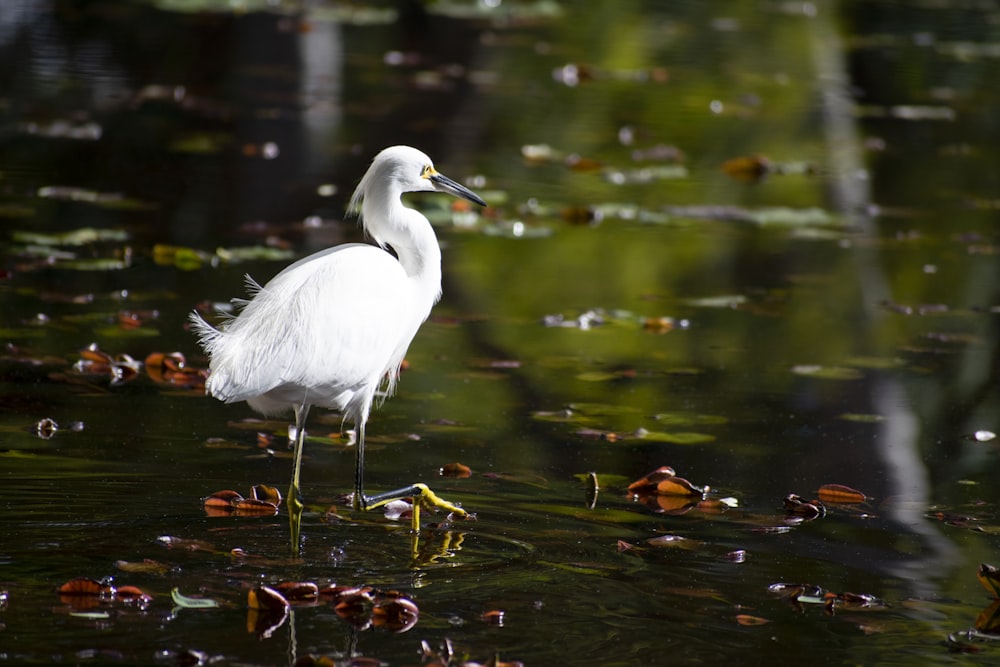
(1, 0, 1000, 664)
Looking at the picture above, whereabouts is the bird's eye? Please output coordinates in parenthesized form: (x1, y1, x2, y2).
(420, 165, 435, 179)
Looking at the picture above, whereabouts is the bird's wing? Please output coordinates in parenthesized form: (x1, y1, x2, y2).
(204, 244, 424, 412)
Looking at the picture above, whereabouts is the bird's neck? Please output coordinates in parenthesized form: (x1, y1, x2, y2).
(364, 198, 442, 298)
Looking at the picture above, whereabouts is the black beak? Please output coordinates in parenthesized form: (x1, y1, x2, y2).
(430, 172, 487, 207)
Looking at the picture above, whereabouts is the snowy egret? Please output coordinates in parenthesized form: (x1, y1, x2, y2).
(191, 145, 484, 546)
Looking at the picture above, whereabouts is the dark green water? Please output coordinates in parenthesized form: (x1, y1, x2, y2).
(2, 1, 1000, 664)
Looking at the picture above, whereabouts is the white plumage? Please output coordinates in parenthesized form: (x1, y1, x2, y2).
(190, 145, 484, 543)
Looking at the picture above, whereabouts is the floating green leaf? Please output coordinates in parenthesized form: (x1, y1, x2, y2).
(573, 473, 631, 488)
(168, 132, 231, 154)
(69, 611, 111, 619)
(36, 187, 154, 210)
(682, 294, 748, 308)
(216, 246, 296, 263)
(13, 228, 130, 246)
(654, 412, 728, 426)
(844, 356, 906, 370)
(635, 431, 716, 445)
(59, 258, 132, 271)
(791, 365, 863, 380)
(575, 371, 621, 382)
(838, 413, 885, 423)
(567, 402, 642, 416)
(171, 588, 220, 609)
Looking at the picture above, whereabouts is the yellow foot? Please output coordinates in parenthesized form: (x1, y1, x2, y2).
(358, 482, 470, 533)
(413, 483, 467, 518)
(409, 483, 468, 534)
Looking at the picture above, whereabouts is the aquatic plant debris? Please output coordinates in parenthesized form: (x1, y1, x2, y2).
(170, 588, 220, 609)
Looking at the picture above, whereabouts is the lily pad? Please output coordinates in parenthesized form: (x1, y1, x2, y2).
(654, 412, 728, 426)
(36, 187, 154, 210)
(635, 431, 717, 445)
(13, 228, 130, 246)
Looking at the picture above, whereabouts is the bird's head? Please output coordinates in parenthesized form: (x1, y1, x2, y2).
(348, 145, 487, 219)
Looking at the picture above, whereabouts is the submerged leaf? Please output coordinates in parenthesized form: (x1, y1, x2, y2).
(976, 600, 1000, 633)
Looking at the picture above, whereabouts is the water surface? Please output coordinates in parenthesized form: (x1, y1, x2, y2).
(2, 1, 1000, 664)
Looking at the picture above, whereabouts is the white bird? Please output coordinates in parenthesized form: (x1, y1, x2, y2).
(191, 145, 484, 544)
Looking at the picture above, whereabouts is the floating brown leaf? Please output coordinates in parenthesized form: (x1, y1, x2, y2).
(372, 597, 419, 633)
(561, 206, 601, 226)
(736, 613, 770, 626)
(817, 483, 867, 504)
(114, 585, 152, 605)
(564, 153, 603, 172)
(480, 609, 505, 626)
(656, 476, 708, 497)
(721, 154, 772, 182)
(647, 534, 699, 550)
(203, 489, 243, 509)
(275, 581, 319, 602)
(335, 590, 375, 628)
(248, 585, 290, 613)
(250, 484, 282, 506)
(319, 584, 371, 602)
(72, 344, 142, 386)
(58, 577, 113, 597)
(233, 498, 279, 516)
(114, 559, 172, 575)
(824, 591, 885, 613)
(642, 317, 675, 334)
(617, 540, 638, 553)
(767, 582, 825, 600)
(627, 466, 676, 494)
(440, 462, 472, 479)
(783, 494, 825, 519)
(144, 351, 185, 382)
(157, 535, 214, 551)
(80, 345, 112, 365)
